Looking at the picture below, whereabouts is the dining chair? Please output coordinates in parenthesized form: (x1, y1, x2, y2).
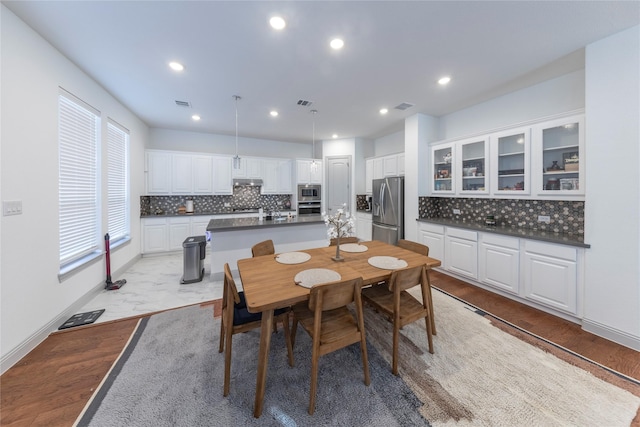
(251, 239, 275, 257)
(290, 277, 370, 415)
(328, 236, 359, 246)
(218, 263, 294, 396)
(396, 239, 436, 335)
(361, 264, 433, 375)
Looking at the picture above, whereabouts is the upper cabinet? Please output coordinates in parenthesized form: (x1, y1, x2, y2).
(457, 137, 489, 195)
(533, 115, 584, 196)
(232, 157, 262, 179)
(365, 159, 373, 194)
(262, 159, 292, 194)
(296, 159, 323, 185)
(212, 156, 233, 195)
(432, 143, 455, 193)
(369, 153, 404, 187)
(430, 112, 584, 200)
(146, 151, 172, 194)
(490, 127, 530, 196)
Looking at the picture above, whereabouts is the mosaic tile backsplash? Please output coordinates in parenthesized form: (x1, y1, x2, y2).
(419, 197, 584, 235)
(141, 187, 292, 216)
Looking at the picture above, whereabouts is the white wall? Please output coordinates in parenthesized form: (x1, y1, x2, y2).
(149, 128, 311, 159)
(0, 6, 148, 371)
(437, 70, 585, 140)
(583, 25, 640, 349)
(374, 130, 404, 157)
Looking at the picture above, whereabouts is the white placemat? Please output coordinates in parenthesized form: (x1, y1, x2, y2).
(275, 252, 311, 264)
(368, 256, 408, 270)
(339, 243, 369, 253)
(294, 269, 341, 288)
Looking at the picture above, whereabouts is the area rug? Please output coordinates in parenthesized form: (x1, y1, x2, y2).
(74, 289, 640, 427)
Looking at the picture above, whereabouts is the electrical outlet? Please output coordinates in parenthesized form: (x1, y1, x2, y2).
(453, 209, 461, 215)
(538, 215, 550, 224)
(224, 202, 231, 207)
(3, 200, 22, 216)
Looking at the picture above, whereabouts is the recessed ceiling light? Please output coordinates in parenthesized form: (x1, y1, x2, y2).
(270, 110, 279, 117)
(332, 134, 338, 139)
(270, 16, 286, 30)
(191, 114, 200, 121)
(169, 61, 184, 71)
(438, 76, 451, 85)
(379, 108, 388, 115)
(330, 38, 344, 50)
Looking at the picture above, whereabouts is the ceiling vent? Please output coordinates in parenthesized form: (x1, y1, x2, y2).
(394, 102, 414, 111)
(297, 99, 313, 107)
(175, 100, 191, 108)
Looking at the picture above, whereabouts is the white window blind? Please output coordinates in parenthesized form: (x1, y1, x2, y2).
(58, 93, 100, 269)
(107, 120, 130, 243)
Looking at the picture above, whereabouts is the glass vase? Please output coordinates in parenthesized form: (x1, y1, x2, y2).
(332, 234, 344, 262)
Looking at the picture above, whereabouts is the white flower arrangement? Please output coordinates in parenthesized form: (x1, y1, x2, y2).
(322, 204, 355, 239)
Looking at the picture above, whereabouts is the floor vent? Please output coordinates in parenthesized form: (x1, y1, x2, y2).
(175, 100, 191, 108)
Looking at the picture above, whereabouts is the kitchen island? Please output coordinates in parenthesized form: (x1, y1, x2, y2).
(207, 215, 327, 280)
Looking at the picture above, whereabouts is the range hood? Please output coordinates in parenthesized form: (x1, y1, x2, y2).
(233, 178, 263, 187)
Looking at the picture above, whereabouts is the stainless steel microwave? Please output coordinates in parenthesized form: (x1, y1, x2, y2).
(298, 184, 321, 201)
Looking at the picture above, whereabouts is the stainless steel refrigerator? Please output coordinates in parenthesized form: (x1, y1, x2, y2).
(372, 177, 404, 245)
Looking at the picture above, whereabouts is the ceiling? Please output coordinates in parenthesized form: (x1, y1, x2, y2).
(4, 1, 639, 144)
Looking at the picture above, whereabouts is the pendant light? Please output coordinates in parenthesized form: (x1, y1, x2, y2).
(233, 95, 242, 169)
(310, 109, 318, 173)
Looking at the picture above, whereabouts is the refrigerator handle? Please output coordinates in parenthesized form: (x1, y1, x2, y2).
(380, 181, 386, 217)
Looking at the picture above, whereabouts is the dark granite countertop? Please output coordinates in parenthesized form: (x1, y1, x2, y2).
(416, 217, 590, 248)
(141, 209, 296, 218)
(207, 215, 325, 232)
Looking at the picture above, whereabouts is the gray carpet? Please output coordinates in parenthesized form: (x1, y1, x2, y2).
(76, 290, 640, 426)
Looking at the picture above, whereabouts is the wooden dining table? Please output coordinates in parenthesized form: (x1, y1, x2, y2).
(236, 239, 441, 418)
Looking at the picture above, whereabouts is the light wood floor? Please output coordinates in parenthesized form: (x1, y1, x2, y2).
(2, 274, 638, 426)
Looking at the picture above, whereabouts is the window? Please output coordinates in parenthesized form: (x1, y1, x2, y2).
(107, 120, 130, 245)
(58, 91, 101, 273)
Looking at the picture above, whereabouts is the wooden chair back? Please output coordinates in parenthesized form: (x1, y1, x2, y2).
(308, 277, 362, 311)
(223, 263, 241, 306)
(329, 236, 359, 246)
(251, 239, 275, 257)
(397, 239, 429, 256)
(387, 264, 428, 293)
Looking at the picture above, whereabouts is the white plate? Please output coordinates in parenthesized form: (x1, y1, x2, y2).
(367, 256, 408, 270)
(339, 243, 369, 253)
(275, 252, 311, 264)
(294, 269, 341, 288)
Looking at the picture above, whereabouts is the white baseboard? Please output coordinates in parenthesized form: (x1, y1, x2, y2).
(581, 318, 640, 351)
(0, 254, 141, 375)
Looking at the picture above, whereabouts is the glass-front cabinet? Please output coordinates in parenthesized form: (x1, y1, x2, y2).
(432, 143, 455, 193)
(534, 115, 584, 195)
(491, 128, 530, 195)
(458, 137, 488, 194)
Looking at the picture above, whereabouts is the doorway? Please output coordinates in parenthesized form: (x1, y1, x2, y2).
(326, 155, 351, 214)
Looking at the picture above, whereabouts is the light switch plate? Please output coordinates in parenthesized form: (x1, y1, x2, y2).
(538, 215, 550, 223)
(3, 200, 22, 216)
(453, 209, 461, 215)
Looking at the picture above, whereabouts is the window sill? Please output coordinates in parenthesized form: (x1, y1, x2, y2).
(58, 250, 102, 283)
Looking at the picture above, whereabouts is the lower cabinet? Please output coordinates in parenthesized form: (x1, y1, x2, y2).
(168, 217, 191, 251)
(142, 218, 169, 254)
(523, 240, 578, 315)
(479, 233, 520, 295)
(355, 212, 372, 241)
(417, 222, 582, 320)
(444, 228, 478, 279)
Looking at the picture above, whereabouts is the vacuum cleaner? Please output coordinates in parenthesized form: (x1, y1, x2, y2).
(104, 233, 127, 290)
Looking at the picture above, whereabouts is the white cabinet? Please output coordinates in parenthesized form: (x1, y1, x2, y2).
(365, 159, 373, 194)
(397, 153, 405, 176)
(192, 155, 214, 194)
(232, 157, 262, 179)
(355, 212, 372, 241)
(431, 143, 455, 193)
(479, 233, 520, 295)
(533, 115, 584, 196)
(296, 159, 322, 184)
(168, 217, 191, 251)
(444, 227, 478, 279)
(523, 240, 578, 315)
(418, 223, 445, 264)
(171, 154, 193, 194)
(457, 137, 489, 194)
(212, 156, 232, 195)
(383, 155, 398, 177)
(373, 157, 384, 180)
(146, 151, 172, 194)
(263, 159, 292, 194)
(490, 127, 530, 195)
(191, 218, 211, 239)
(142, 218, 169, 253)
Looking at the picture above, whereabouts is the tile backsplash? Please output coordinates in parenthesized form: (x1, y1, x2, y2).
(419, 197, 584, 235)
(141, 187, 292, 216)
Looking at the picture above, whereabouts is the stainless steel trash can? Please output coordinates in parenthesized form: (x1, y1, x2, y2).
(181, 235, 206, 284)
